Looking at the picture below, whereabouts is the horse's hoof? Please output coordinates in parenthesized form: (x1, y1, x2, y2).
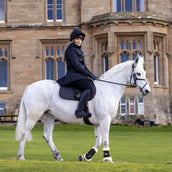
(58, 158, 64, 162)
(103, 157, 114, 163)
(17, 154, 25, 160)
(56, 156, 64, 162)
(78, 155, 85, 162)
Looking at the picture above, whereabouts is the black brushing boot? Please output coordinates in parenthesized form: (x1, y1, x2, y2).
(75, 90, 92, 118)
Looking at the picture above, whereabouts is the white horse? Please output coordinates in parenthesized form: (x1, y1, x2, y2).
(15, 55, 151, 162)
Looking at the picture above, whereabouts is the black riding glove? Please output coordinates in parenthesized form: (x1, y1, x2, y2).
(90, 73, 98, 80)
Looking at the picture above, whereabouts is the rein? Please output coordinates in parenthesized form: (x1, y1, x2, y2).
(96, 79, 135, 88)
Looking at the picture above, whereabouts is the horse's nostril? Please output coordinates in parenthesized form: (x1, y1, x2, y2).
(145, 89, 150, 94)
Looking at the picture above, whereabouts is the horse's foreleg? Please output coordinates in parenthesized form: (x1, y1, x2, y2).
(101, 119, 114, 163)
(42, 113, 64, 162)
(78, 125, 101, 162)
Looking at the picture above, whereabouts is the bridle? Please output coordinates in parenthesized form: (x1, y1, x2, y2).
(96, 63, 148, 93)
(130, 63, 148, 93)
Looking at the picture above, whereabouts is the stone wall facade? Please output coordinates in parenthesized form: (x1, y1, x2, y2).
(0, 0, 171, 124)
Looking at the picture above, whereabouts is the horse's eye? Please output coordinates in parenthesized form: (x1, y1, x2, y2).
(136, 72, 141, 76)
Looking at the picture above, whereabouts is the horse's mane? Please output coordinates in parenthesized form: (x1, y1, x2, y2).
(100, 60, 134, 80)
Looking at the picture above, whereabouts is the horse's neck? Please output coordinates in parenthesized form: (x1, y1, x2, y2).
(107, 62, 132, 86)
(96, 62, 132, 103)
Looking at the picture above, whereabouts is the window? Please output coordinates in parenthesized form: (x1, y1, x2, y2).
(0, 0, 5, 23)
(138, 97, 144, 115)
(102, 41, 108, 72)
(136, 0, 145, 12)
(57, 58, 65, 79)
(46, 58, 55, 80)
(153, 37, 164, 86)
(120, 97, 127, 115)
(113, 0, 145, 12)
(119, 97, 145, 115)
(103, 54, 108, 73)
(154, 54, 159, 84)
(47, 0, 63, 22)
(129, 97, 135, 115)
(0, 103, 5, 115)
(98, 38, 109, 73)
(119, 36, 143, 63)
(0, 44, 10, 90)
(125, 0, 133, 12)
(43, 41, 67, 80)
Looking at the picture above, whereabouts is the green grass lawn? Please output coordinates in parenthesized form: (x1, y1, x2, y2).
(0, 124, 172, 171)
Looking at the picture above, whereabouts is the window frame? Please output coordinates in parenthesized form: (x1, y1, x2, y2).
(154, 53, 159, 84)
(98, 38, 109, 74)
(129, 97, 135, 115)
(138, 97, 144, 115)
(46, 0, 64, 22)
(0, 0, 7, 24)
(113, 0, 146, 12)
(153, 35, 164, 86)
(118, 35, 144, 63)
(42, 40, 68, 80)
(0, 42, 10, 91)
(120, 97, 127, 115)
(0, 102, 6, 115)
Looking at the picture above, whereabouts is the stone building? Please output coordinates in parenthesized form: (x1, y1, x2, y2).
(0, 0, 171, 124)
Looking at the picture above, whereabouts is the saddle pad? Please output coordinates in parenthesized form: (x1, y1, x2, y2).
(59, 86, 81, 101)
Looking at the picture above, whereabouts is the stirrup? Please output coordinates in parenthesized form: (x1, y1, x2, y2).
(75, 110, 89, 119)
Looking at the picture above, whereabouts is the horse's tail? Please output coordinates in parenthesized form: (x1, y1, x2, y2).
(15, 94, 32, 142)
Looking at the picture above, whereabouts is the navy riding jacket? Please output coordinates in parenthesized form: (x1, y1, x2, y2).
(57, 42, 93, 86)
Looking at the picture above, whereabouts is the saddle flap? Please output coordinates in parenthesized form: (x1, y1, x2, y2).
(59, 86, 81, 101)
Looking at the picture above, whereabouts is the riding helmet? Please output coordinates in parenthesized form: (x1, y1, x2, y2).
(70, 27, 85, 41)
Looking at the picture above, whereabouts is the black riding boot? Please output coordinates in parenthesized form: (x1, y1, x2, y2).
(75, 90, 91, 118)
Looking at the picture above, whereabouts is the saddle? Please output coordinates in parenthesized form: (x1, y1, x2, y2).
(59, 86, 96, 101)
(59, 86, 81, 101)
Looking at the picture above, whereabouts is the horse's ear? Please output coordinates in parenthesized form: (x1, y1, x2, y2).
(135, 57, 139, 64)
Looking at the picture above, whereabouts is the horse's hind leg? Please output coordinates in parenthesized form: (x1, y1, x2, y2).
(42, 113, 64, 162)
(17, 119, 37, 160)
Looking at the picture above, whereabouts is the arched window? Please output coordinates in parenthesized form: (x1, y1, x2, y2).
(51, 47, 54, 56)
(119, 36, 143, 63)
(57, 46, 60, 56)
(44, 42, 67, 80)
(57, 58, 65, 79)
(132, 52, 137, 60)
(120, 52, 129, 63)
(153, 36, 164, 86)
(120, 40, 124, 50)
(132, 40, 136, 49)
(103, 53, 108, 73)
(46, 58, 54, 80)
(126, 40, 130, 50)
(137, 40, 142, 50)
(154, 53, 159, 84)
(45, 47, 49, 56)
(0, 58, 7, 88)
(100, 40, 108, 73)
(0, 48, 2, 56)
(0, 44, 9, 90)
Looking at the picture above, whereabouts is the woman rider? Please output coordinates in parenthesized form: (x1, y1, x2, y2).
(57, 27, 98, 118)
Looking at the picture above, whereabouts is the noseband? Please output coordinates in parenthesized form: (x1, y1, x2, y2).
(130, 64, 148, 93)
